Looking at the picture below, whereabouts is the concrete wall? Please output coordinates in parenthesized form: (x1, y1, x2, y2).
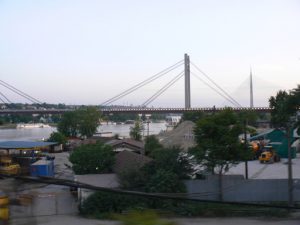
(184, 175, 300, 202)
(10, 191, 78, 218)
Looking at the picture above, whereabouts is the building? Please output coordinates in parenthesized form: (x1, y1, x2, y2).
(105, 138, 145, 154)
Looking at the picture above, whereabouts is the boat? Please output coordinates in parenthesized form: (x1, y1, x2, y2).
(16, 123, 51, 129)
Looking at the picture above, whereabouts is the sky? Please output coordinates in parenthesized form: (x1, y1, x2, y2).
(0, 0, 299, 107)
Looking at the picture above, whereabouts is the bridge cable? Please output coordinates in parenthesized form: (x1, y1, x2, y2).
(142, 71, 184, 106)
(0, 80, 43, 104)
(0, 82, 38, 104)
(0, 91, 12, 103)
(100, 60, 184, 106)
(190, 62, 242, 107)
(0, 96, 6, 104)
(101, 60, 183, 106)
(191, 72, 240, 107)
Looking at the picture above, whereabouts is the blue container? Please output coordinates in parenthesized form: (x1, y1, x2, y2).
(30, 160, 54, 177)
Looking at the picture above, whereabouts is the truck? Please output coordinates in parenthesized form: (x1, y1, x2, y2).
(0, 156, 21, 175)
(259, 146, 280, 163)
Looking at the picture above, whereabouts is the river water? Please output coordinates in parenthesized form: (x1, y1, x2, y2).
(0, 122, 167, 141)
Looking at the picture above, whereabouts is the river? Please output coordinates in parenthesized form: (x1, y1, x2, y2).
(0, 122, 167, 141)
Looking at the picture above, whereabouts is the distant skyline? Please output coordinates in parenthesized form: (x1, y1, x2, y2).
(0, 0, 299, 107)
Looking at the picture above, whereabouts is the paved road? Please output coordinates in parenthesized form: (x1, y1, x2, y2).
(9, 215, 300, 225)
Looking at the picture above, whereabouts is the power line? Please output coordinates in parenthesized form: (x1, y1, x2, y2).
(191, 72, 240, 107)
(190, 62, 242, 107)
(0, 80, 43, 104)
(100, 60, 184, 106)
(142, 71, 184, 106)
(1, 175, 299, 210)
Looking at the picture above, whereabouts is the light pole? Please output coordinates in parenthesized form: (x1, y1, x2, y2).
(287, 123, 293, 207)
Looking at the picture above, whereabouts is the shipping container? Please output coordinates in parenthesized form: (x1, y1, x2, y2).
(30, 160, 54, 177)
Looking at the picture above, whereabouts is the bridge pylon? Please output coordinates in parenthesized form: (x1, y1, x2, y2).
(184, 53, 191, 108)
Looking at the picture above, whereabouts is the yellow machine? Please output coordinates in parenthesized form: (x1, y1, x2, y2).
(0, 156, 21, 175)
(0, 191, 9, 221)
(259, 146, 280, 163)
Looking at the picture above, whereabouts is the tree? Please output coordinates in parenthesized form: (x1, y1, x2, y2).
(182, 111, 204, 123)
(190, 109, 245, 200)
(144, 135, 162, 155)
(77, 107, 101, 138)
(269, 90, 295, 128)
(145, 169, 186, 193)
(118, 146, 193, 193)
(269, 85, 300, 206)
(69, 142, 115, 174)
(57, 106, 101, 138)
(149, 147, 194, 179)
(129, 120, 143, 141)
(47, 132, 67, 145)
(57, 111, 79, 137)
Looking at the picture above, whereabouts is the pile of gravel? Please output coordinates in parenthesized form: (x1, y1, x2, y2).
(158, 120, 196, 151)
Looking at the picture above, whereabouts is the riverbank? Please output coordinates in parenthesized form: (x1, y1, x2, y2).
(0, 123, 16, 129)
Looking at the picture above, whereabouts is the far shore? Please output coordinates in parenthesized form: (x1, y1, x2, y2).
(0, 123, 57, 129)
(0, 124, 17, 129)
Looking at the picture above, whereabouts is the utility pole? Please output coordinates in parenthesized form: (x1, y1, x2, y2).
(250, 67, 254, 108)
(287, 126, 294, 207)
(184, 53, 191, 108)
(244, 119, 249, 179)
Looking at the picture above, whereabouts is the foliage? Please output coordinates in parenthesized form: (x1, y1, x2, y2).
(129, 120, 143, 141)
(236, 110, 258, 127)
(182, 111, 204, 123)
(106, 113, 165, 123)
(191, 109, 245, 175)
(118, 147, 192, 193)
(149, 147, 194, 179)
(57, 111, 79, 137)
(80, 191, 144, 218)
(107, 113, 137, 122)
(47, 132, 67, 145)
(145, 169, 186, 193)
(117, 166, 147, 191)
(144, 135, 163, 155)
(269, 85, 300, 134)
(116, 210, 177, 225)
(57, 106, 101, 138)
(77, 107, 101, 137)
(69, 143, 115, 174)
(269, 90, 295, 128)
(80, 191, 289, 219)
(80, 191, 147, 217)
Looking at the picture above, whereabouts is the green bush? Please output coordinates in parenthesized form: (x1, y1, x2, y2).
(69, 143, 115, 174)
(80, 191, 147, 218)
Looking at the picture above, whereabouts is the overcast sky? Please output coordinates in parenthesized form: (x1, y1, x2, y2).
(0, 0, 299, 107)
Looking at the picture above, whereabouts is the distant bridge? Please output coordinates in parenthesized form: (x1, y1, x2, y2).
(0, 107, 272, 115)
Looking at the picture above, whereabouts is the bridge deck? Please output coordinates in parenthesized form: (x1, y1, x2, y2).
(0, 107, 272, 115)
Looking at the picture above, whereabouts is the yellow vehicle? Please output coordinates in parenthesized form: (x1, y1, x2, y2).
(0, 191, 9, 221)
(0, 156, 21, 175)
(259, 146, 280, 163)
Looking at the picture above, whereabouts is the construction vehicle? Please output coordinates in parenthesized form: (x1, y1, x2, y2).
(249, 140, 265, 159)
(0, 156, 21, 175)
(0, 190, 9, 221)
(259, 146, 280, 163)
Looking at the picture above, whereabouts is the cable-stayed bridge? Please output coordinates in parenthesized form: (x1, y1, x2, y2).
(0, 54, 275, 115)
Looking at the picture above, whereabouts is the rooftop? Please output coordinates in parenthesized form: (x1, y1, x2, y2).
(0, 141, 57, 149)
